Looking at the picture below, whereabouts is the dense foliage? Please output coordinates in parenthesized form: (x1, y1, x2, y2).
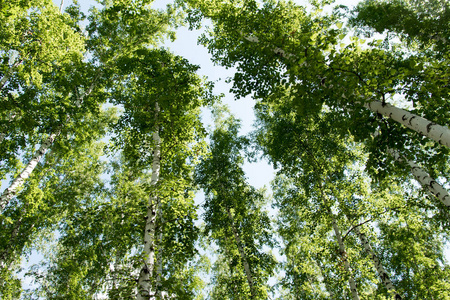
(0, 0, 449, 299)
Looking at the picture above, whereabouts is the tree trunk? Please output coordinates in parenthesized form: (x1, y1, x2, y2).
(137, 102, 161, 300)
(387, 148, 450, 208)
(0, 130, 61, 213)
(328, 209, 360, 300)
(242, 34, 450, 149)
(365, 101, 450, 148)
(353, 226, 402, 298)
(155, 199, 163, 299)
(226, 207, 256, 299)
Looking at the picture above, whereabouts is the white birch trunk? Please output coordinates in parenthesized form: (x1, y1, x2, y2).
(365, 101, 450, 148)
(387, 148, 450, 208)
(0, 130, 60, 213)
(226, 207, 256, 298)
(155, 199, 163, 299)
(242, 35, 450, 149)
(137, 103, 161, 300)
(353, 226, 402, 298)
(329, 211, 360, 300)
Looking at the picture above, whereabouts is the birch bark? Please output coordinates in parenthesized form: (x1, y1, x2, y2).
(365, 101, 450, 148)
(0, 130, 61, 213)
(328, 208, 360, 300)
(155, 199, 163, 299)
(387, 148, 450, 208)
(226, 207, 256, 299)
(352, 226, 402, 299)
(137, 102, 160, 300)
(242, 35, 450, 148)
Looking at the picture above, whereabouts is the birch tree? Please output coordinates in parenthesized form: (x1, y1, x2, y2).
(2, 0, 206, 296)
(3, 0, 449, 298)
(0, 109, 113, 299)
(195, 107, 276, 299)
(109, 47, 213, 299)
(254, 85, 450, 297)
(183, 0, 450, 184)
(0, 0, 107, 215)
(0, 0, 86, 156)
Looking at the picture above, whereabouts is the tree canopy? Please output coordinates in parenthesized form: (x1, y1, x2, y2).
(1, 0, 449, 299)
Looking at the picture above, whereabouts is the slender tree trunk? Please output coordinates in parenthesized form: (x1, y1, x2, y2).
(0, 130, 61, 213)
(59, 0, 64, 13)
(226, 207, 256, 299)
(365, 101, 450, 148)
(137, 102, 160, 300)
(328, 208, 360, 300)
(387, 148, 450, 208)
(242, 35, 450, 148)
(155, 199, 163, 299)
(352, 226, 402, 298)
